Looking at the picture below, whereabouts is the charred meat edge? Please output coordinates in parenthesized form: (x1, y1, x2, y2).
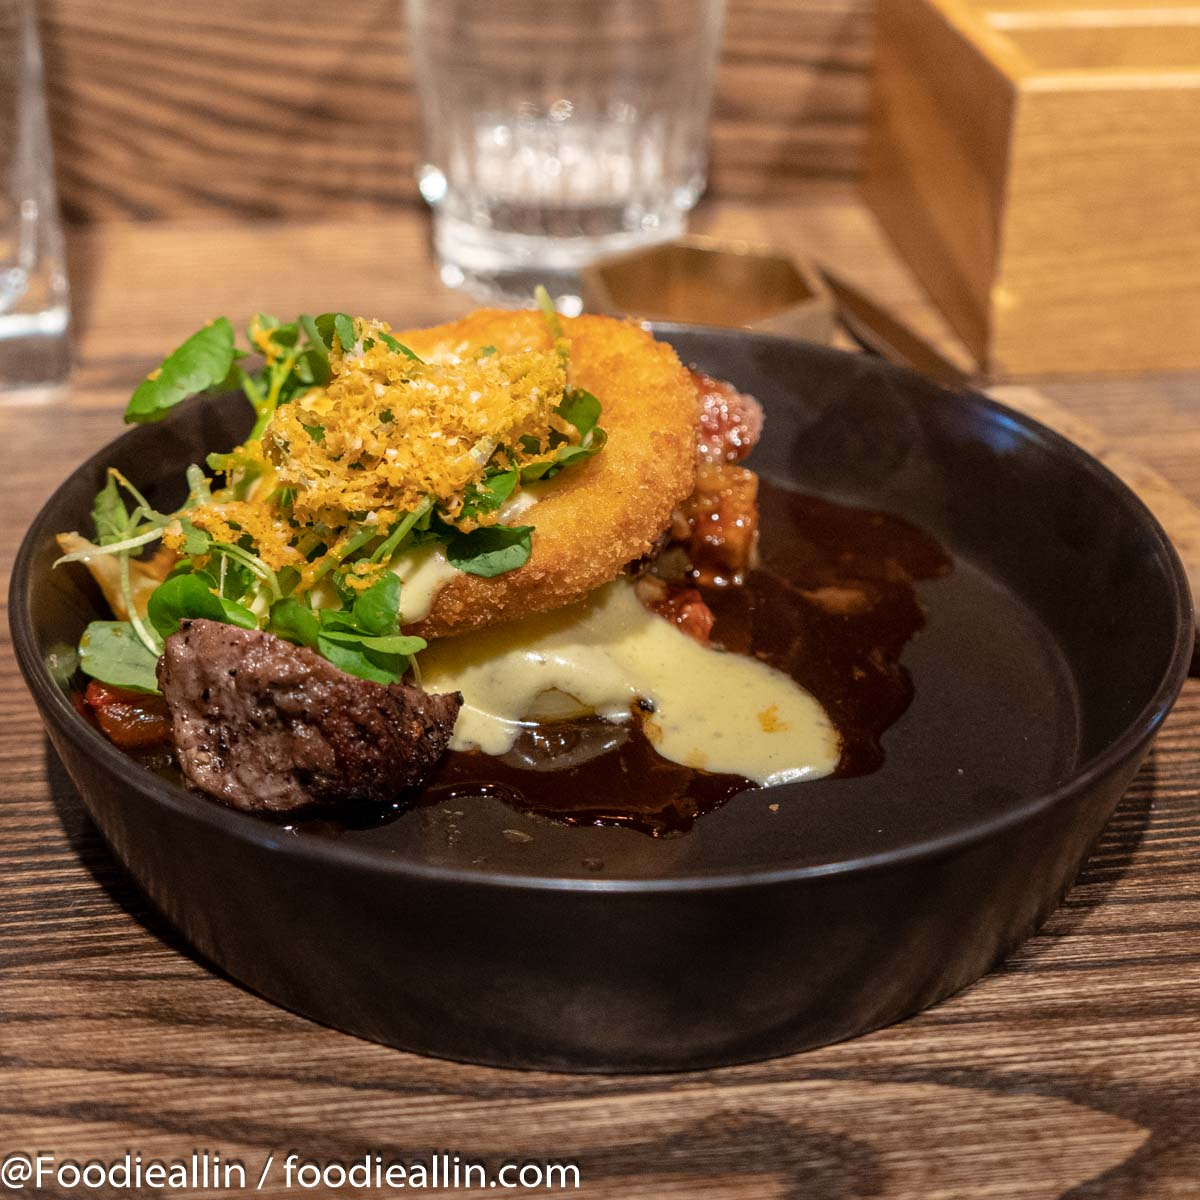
(157, 619, 462, 814)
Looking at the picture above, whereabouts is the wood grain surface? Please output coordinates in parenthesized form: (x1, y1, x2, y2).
(39, 0, 872, 224)
(862, 0, 1200, 375)
(4, 200, 1200, 1198)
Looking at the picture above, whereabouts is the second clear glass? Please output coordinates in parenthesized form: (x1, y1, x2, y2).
(0, 0, 69, 393)
(406, 0, 725, 307)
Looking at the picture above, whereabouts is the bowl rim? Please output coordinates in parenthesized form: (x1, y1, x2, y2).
(10, 328, 1194, 895)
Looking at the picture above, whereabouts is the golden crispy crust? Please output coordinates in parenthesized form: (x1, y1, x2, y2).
(396, 310, 699, 639)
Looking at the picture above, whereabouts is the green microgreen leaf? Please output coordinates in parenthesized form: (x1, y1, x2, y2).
(351, 572, 402, 637)
(301, 422, 325, 444)
(147, 573, 258, 641)
(298, 315, 333, 389)
(256, 315, 299, 350)
(333, 313, 357, 354)
(459, 468, 518, 522)
(125, 318, 236, 424)
(302, 352, 332, 392)
(291, 567, 421, 681)
(376, 330, 423, 362)
(267, 597, 320, 649)
(520, 425, 607, 483)
(306, 313, 335, 350)
(556, 425, 608, 465)
(90, 472, 130, 545)
(446, 523, 533, 578)
(317, 609, 357, 633)
(78, 621, 161, 693)
(315, 633, 409, 684)
(555, 386, 601, 438)
(177, 517, 211, 557)
(534, 285, 564, 340)
(519, 459, 553, 484)
(357, 633, 426, 655)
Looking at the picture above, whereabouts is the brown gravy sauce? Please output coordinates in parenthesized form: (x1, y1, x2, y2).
(345, 480, 951, 837)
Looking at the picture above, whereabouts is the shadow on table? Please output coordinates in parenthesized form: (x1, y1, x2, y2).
(43, 735, 236, 984)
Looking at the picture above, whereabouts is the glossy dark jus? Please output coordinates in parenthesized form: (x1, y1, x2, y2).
(11, 329, 1192, 1071)
(378, 482, 950, 836)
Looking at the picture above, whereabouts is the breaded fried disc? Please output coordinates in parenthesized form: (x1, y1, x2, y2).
(396, 310, 698, 639)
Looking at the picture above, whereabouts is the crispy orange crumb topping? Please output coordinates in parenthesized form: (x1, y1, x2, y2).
(262, 317, 571, 529)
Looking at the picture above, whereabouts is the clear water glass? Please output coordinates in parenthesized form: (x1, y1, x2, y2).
(406, 0, 725, 307)
(0, 0, 69, 393)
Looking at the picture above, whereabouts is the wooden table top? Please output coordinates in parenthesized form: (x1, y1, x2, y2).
(4, 190, 1200, 1199)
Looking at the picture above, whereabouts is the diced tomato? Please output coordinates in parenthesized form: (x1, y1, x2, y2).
(690, 370, 764, 464)
(652, 587, 716, 645)
(84, 680, 173, 749)
(677, 461, 760, 587)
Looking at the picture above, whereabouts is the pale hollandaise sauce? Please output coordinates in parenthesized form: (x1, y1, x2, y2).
(420, 578, 840, 786)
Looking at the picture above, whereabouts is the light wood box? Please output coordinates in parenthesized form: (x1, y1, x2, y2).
(862, 0, 1200, 375)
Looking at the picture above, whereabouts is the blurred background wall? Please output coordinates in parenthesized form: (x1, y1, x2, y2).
(38, 0, 871, 222)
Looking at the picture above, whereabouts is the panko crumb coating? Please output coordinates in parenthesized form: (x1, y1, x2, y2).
(397, 310, 700, 639)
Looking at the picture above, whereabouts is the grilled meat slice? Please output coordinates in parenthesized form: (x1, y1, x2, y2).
(157, 619, 461, 814)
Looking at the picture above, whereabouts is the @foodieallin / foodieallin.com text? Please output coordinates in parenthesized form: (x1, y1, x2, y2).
(0, 1149, 582, 1192)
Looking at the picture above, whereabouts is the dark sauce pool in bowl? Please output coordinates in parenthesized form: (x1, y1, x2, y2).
(295, 479, 952, 838)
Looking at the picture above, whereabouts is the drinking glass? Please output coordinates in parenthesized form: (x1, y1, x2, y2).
(406, 0, 725, 308)
(0, 0, 69, 392)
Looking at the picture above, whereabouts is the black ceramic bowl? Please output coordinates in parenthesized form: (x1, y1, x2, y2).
(11, 329, 1192, 1072)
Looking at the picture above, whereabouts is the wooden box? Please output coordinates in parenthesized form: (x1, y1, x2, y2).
(862, 0, 1200, 374)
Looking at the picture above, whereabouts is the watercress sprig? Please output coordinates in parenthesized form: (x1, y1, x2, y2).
(268, 573, 425, 684)
(65, 300, 607, 692)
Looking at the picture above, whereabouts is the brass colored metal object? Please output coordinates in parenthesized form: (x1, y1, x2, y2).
(814, 264, 974, 388)
(580, 236, 837, 343)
